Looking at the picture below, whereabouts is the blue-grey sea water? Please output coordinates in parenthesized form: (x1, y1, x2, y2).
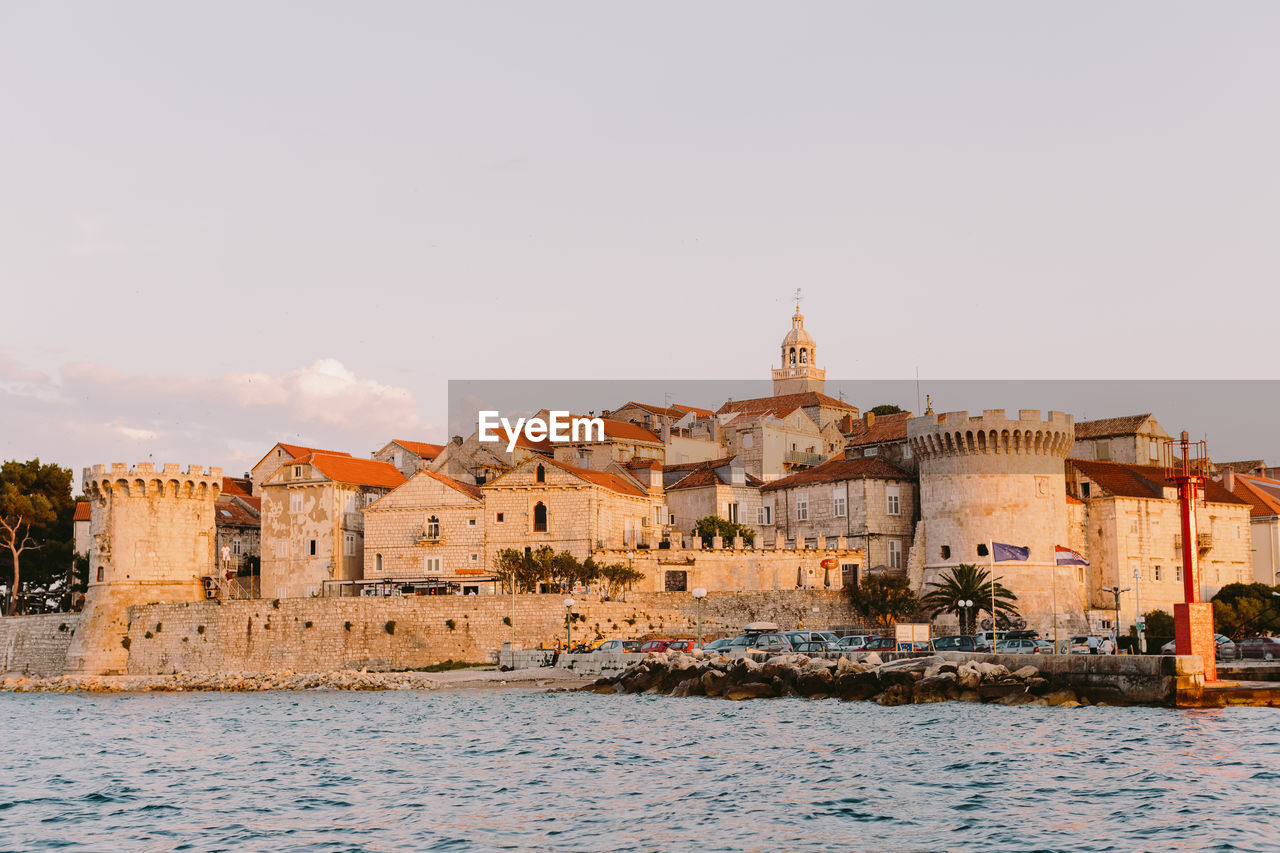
(2, 689, 1278, 852)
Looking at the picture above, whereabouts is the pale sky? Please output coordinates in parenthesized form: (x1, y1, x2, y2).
(2, 3, 1278, 480)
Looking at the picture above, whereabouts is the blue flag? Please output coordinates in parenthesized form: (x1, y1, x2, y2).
(992, 542, 1030, 562)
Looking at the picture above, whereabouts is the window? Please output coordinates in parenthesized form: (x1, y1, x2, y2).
(1150, 439, 1160, 461)
(344, 534, 355, 556)
(727, 502, 739, 523)
(293, 465, 303, 478)
(393, 451, 403, 469)
(470, 553, 478, 563)
(1176, 565, 1183, 582)
(97, 566, 104, 582)
(665, 570, 688, 592)
(1096, 442, 1110, 461)
(468, 518, 477, 527)
(496, 512, 504, 523)
(743, 433, 754, 449)
(796, 495, 808, 521)
(1154, 565, 1162, 582)
(903, 443, 912, 459)
(375, 553, 383, 572)
(425, 516, 440, 539)
(940, 545, 951, 560)
(290, 493, 303, 513)
(731, 466, 745, 485)
(308, 539, 317, 556)
(1077, 566, 1085, 584)
(424, 556, 441, 574)
(833, 492, 847, 518)
(841, 563, 859, 588)
(535, 465, 546, 483)
(977, 544, 989, 557)
(232, 538, 242, 556)
(757, 505, 772, 525)
(533, 502, 548, 532)
(886, 486, 901, 516)
(863, 447, 878, 457)
(888, 539, 902, 569)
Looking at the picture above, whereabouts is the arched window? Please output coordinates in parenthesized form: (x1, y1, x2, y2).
(533, 502, 548, 532)
(426, 516, 440, 539)
(96, 566, 104, 582)
(535, 464, 545, 483)
(789, 347, 797, 366)
(799, 348, 808, 364)
(375, 553, 384, 572)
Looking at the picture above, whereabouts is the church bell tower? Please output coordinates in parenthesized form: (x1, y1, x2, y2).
(771, 291, 826, 396)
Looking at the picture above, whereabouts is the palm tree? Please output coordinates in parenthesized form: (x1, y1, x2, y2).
(919, 563, 1019, 634)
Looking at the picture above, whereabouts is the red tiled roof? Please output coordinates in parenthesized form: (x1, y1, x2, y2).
(222, 476, 253, 497)
(216, 500, 259, 527)
(300, 453, 406, 489)
(253, 442, 352, 472)
(421, 469, 483, 501)
(616, 401, 715, 420)
(1066, 495, 1084, 506)
(761, 456, 912, 491)
(237, 495, 262, 512)
(73, 501, 90, 522)
(1067, 459, 1246, 505)
(1232, 474, 1280, 519)
(625, 458, 663, 470)
(544, 457, 648, 497)
(1072, 414, 1155, 440)
(664, 456, 737, 474)
(844, 412, 913, 446)
(718, 391, 857, 418)
(392, 440, 446, 460)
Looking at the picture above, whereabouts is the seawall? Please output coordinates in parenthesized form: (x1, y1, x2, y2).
(0, 614, 84, 677)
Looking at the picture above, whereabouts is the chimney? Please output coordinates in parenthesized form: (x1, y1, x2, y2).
(1223, 468, 1235, 492)
(451, 435, 464, 445)
(864, 411, 876, 428)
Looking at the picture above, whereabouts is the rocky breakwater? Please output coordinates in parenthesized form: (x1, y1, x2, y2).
(586, 652, 1110, 707)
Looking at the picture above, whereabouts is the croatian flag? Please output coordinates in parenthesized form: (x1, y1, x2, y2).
(1054, 546, 1089, 566)
(992, 541, 1030, 562)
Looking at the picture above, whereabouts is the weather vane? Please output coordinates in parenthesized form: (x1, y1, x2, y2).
(793, 287, 803, 309)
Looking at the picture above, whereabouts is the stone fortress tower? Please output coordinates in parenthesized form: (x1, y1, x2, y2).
(906, 410, 1089, 634)
(771, 305, 826, 396)
(63, 463, 222, 675)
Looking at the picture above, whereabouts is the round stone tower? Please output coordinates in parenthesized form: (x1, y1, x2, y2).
(907, 410, 1086, 634)
(63, 463, 222, 675)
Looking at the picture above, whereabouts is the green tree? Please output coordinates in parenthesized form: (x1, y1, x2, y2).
(918, 563, 1019, 634)
(847, 574, 919, 630)
(693, 515, 755, 547)
(598, 562, 645, 598)
(1141, 608, 1175, 638)
(1211, 583, 1280, 639)
(1, 459, 75, 615)
(869, 404, 906, 416)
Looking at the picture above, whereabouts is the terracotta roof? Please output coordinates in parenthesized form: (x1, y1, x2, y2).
(595, 418, 661, 444)
(222, 476, 253, 497)
(73, 501, 90, 522)
(253, 442, 352, 472)
(391, 440, 446, 460)
(237, 495, 262, 512)
(666, 467, 764, 491)
(216, 500, 259, 527)
(1067, 459, 1246, 505)
(1232, 474, 1280, 519)
(1216, 460, 1266, 475)
(544, 457, 648, 497)
(616, 401, 715, 420)
(1066, 495, 1084, 506)
(761, 456, 912, 491)
(299, 453, 406, 489)
(625, 458, 663, 470)
(844, 412, 913, 446)
(717, 391, 857, 418)
(664, 456, 737, 474)
(1072, 414, 1154, 440)
(418, 469, 483, 501)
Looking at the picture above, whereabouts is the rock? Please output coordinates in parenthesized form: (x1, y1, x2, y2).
(1058, 700, 1081, 708)
(994, 691, 1038, 706)
(726, 682, 776, 700)
(795, 667, 835, 696)
(863, 653, 883, 666)
(878, 669, 919, 689)
(1024, 677, 1051, 695)
(956, 665, 982, 691)
(957, 689, 982, 703)
(913, 673, 959, 703)
(702, 669, 728, 697)
(835, 657, 868, 676)
(1012, 665, 1039, 680)
(879, 683, 912, 706)
(978, 681, 1026, 701)
(671, 677, 704, 698)
(835, 671, 880, 702)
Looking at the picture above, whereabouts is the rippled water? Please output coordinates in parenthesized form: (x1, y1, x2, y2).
(3, 690, 1279, 852)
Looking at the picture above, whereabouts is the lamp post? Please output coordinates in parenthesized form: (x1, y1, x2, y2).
(1101, 586, 1131, 652)
(564, 597, 575, 651)
(957, 599, 974, 636)
(1133, 567, 1145, 654)
(692, 587, 707, 647)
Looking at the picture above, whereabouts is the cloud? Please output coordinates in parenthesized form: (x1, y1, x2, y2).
(0, 354, 438, 484)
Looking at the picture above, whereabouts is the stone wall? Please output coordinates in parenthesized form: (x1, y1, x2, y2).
(0, 614, 83, 677)
(117, 590, 865, 675)
(593, 546, 865, 594)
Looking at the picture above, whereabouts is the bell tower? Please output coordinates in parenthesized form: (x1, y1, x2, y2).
(771, 290, 826, 395)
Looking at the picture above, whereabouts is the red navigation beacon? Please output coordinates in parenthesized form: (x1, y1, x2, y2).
(1164, 431, 1217, 682)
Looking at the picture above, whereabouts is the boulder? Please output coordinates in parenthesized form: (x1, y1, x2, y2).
(795, 667, 835, 696)
(978, 681, 1026, 701)
(671, 677, 705, 698)
(1043, 688, 1077, 707)
(957, 689, 982, 703)
(912, 672, 959, 703)
(994, 692, 1039, 706)
(835, 671, 880, 702)
(702, 669, 729, 697)
(878, 683, 912, 706)
(956, 665, 982, 691)
(1012, 665, 1039, 680)
(1024, 677, 1051, 695)
(726, 682, 777, 701)
(863, 653, 883, 666)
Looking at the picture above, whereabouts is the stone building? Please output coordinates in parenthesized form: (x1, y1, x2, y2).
(841, 410, 916, 472)
(1065, 459, 1253, 630)
(250, 442, 352, 494)
(260, 453, 405, 599)
(1070, 414, 1170, 465)
(606, 401, 724, 465)
(771, 305, 827, 396)
(592, 542, 866, 594)
(662, 456, 763, 534)
(362, 469, 491, 593)
(430, 427, 551, 486)
(907, 409, 1087, 634)
(373, 439, 447, 478)
(65, 463, 222, 674)
(718, 407, 841, 482)
(1224, 470, 1280, 585)
(214, 476, 260, 584)
(760, 455, 915, 580)
(482, 456, 666, 566)
(549, 417, 665, 471)
(72, 500, 90, 562)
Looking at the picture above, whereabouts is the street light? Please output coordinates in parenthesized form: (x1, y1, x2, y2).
(1133, 568, 1145, 654)
(564, 597, 575, 651)
(1100, 586, 1131, 652)
(956, 599, 974, 635)
(692, 587, 707, 647)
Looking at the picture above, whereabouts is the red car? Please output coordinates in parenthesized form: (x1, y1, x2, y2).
(639, 639, 682, 653)
(862, 636, 895, 651)
(1237, 637, 1280, 660)
(664, 640, 704, 652)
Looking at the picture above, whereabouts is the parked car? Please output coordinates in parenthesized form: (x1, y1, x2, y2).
(837, 634, 877, 651)
(704, 637, 734, 652)
(1068, 635, 1105, 654)
(597, 639, 641, 653)
(1237, 637, 1280, 660)
(1033, 639, 1056, 654)
(639, 639, 680, 653)
(862, 636, 896, 651)
(932, 634, 989, 653)
(1160, 635, 1238, 659)
(791, 640, 841, 653)
(665, 639, 704, 653)
(786, 631, 840, 649)
(742, 632, 794, 655)
(995, 637, 1042, 654)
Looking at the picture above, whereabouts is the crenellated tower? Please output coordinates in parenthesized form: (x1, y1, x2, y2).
(63, 463, 222, 674)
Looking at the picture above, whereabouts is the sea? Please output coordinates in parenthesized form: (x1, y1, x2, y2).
(2, 689, 1278, 852)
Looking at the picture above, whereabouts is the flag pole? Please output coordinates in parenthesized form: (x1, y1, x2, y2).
(989, 538, 996, 646)
(1052, 560, 1058, 655)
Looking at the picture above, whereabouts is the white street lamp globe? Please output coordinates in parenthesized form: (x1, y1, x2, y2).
(564, 598, 574, 609)
(691, 588, 707, 599)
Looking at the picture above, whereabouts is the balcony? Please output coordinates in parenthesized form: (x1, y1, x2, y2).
(416, 527, 443, 545)
(1174, 533, 1214, 553)
(783, 450, 824, 469)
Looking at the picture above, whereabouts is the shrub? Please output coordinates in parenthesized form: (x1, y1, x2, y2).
(154, 622, 162, 633)
(121, 636, 131, 650)
(304, 620, 313, 629)
(196, 625, 205, 635)
(445, 619, 457, 631)
(502, 616, 511, 626)
(272, 599, 280, 609)
(385, 620, 396, 635)
(143, 631, 153, 639)
(344, 621, 352, 632)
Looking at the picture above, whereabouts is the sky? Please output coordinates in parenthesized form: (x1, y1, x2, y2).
(1, 2, 1278, 482)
